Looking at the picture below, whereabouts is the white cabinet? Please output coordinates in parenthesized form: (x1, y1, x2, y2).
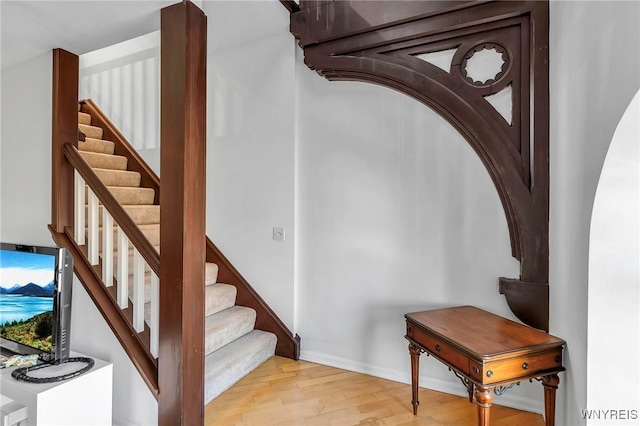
(0, 354, 112, 426)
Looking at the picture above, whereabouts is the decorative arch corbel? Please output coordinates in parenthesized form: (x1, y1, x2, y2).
(289, 1, 550, 330)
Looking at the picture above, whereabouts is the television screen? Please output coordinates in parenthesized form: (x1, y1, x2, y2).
(0, 248, 56, 358)
(0, 243, 73, 365)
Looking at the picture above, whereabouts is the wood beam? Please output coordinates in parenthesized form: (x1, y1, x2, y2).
(51, 49, 78, 232)
(159, 1, 207, 424)
(289, 1, 550, 331)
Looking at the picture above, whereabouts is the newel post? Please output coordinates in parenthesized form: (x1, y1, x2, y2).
(51, 49, 79, 232)
(159, 1, 207, 424)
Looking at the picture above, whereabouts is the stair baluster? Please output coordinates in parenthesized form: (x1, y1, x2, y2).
(132, 249, 145, 333)
(74, 170, 85, 245)
(73, 168, 160, 359)
(150, 272, 159, 358)
(87, 189, 99, 265)
(116, 228, 129, 309)
(102, 209, 114, 287)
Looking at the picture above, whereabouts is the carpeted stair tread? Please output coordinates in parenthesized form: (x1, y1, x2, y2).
(97, 223, 159, 247)
(138, 223, 160, 246)
(204, 330, 276, 404)
(122, 205, 160, 225)
(92, 168, 141, 187)
(80, 151, 128, 170)
(78, 138, 115, 155)
(78, 123, 104, 139)
(88, 205, 158, 226)
(137, 223, 159, 245)
(86, 186, 155, 205)
(78, 112, 91, 125)
(205, 283, 236, 317)
(206, 262, 219, 285)
(204, 306, 256, 356)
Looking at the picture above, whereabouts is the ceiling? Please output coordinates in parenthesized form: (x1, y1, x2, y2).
(1, 0, 289, 71)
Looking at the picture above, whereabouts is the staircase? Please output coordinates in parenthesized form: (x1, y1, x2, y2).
(76, 101, 276, 403)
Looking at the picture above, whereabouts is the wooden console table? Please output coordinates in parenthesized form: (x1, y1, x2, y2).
(405, 306, 565, 426)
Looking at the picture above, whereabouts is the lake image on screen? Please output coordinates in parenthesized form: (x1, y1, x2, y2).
(0, 249, 55, 352)
(1, 296, 53, 324)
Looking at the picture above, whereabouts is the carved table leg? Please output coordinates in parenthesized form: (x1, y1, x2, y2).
(474, 385, 493, 426)
(408, 343, 422, 415)
(541, 374, 560, 426)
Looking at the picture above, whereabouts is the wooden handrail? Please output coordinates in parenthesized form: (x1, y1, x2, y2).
(63, 142, 160, 275)
(279, 0, 299, 13)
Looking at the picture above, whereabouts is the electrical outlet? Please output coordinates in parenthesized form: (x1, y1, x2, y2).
(273, 227, 285, 241)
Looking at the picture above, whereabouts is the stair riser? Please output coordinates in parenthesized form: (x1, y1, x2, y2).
(122, 206, 161, 225)
(205, 284, 236, 316)
(85, 206, 159, 226)
(205, 307, 256, 355)
(93, 169, 141, 187)
(94, 226, 160, 247)
(79, 123, 103, 139)
(85, 187, 155, 205)
(78, 112, 91, 125)
(78, 138, 115, 155)
(80, 151, 128, 170)
(204, 331, 276, 404)
(205, 263, 219, 286)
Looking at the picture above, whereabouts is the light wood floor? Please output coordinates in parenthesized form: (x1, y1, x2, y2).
(204, 356, 544, 425)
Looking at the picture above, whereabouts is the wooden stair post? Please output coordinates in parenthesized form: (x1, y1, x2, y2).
(159, 1, 207, 424)
(51, 49, 79, 232)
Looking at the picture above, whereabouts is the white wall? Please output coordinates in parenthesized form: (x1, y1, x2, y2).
(0, 54, 53, 247)
(0, 46, 157, 426)
(587, 90, 639, 425)
(205, 1, 296, 330)
(549, 1, 640, 424)
(293, 37, 545, 412)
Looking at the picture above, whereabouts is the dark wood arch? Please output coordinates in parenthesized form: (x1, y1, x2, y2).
(288, 1, 550, 330)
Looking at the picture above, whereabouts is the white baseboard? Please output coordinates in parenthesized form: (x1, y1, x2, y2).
(300, 349, 544, 416)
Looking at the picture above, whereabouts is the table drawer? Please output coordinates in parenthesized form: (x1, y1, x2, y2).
(407, 322, 469, 375)
(469, 349, 563, 385)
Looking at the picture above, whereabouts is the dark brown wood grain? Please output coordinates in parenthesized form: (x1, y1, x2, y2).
(287, 1, 550, 330)
(51, 49, 78, 233)
(279, 0, 299, 13)
(159, 2, 206, 424)
(405, 306, 564, 424)
(542, 374, 560, 426)
(406, 307, 564, 358)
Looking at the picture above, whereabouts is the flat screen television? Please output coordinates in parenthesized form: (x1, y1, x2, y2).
(0, 243, 73, 364)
